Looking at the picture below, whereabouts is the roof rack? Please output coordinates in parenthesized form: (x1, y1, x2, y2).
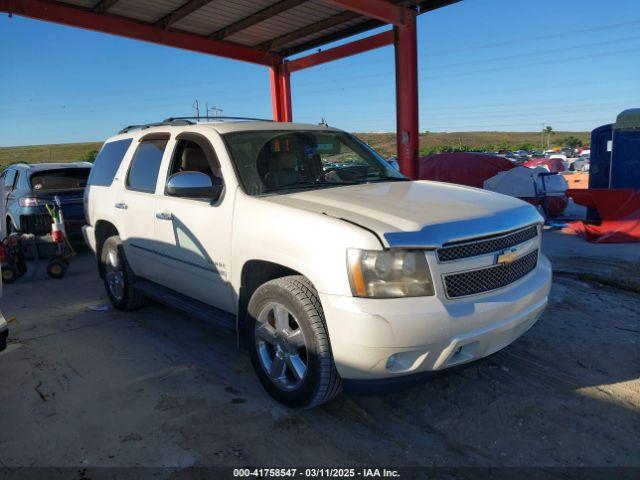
(163, 116, 274, 123)
(118, 119, 195, 134)
(118, 116, 274, 134)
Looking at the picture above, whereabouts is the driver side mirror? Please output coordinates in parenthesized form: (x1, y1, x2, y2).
(166, 171, 223, 200)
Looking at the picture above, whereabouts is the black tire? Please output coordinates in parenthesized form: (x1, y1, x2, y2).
(247, 275, 342, 408)
(47, 258, 67, 279)
(1, 264, 18, 284)
(6, 218, 17, 236)
(101, 236, 148, 310)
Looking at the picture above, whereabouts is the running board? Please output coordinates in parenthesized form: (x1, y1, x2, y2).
(134, 280, 236, 333)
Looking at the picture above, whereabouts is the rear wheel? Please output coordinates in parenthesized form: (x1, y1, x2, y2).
(248, 275, 341, 408)
(101, 236, 148, 310)
(46, 258, 67, 279)
(1, 264, 18, 284)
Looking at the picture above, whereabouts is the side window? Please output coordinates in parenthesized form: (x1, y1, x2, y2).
(127, 139, 168, 193)
(88, 138, 133, 187)
(3, 170, 16, 190)
(167, 139, 221, 179)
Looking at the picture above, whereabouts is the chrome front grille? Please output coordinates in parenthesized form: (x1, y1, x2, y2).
(443, 250, 539, 299)
(437, 225, 538, 263)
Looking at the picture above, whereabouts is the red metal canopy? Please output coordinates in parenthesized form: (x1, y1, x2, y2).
(0, 0, 462, 177)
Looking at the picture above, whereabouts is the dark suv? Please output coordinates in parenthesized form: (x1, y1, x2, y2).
(1, 163, 92, 239)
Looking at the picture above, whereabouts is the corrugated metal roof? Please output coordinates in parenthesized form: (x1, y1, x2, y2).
(51, 0, 458, 56)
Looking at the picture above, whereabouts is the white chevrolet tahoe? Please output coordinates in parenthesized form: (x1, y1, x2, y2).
(83, 118, 552, 407)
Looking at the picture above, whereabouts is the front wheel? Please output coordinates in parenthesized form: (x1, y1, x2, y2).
(101, 236, 148, 311)
(248, 276, 342, 408)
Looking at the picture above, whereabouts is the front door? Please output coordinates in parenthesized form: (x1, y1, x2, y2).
(152, 132, 235, 314)
(117, 135, 169, 280)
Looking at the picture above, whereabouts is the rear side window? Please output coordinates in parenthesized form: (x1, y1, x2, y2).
(87, 139, 133, 187)
(3, 170, 17, 190)
(126, 139, 168, 193)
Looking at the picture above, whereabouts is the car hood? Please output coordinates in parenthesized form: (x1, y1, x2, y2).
(262, 181, 542, 248)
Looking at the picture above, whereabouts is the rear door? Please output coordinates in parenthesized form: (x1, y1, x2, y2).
(152, 131, 235, 313)
(2, 169, 18, 230)
(116, 133, 170, 280)
(2, 169, 16, 207)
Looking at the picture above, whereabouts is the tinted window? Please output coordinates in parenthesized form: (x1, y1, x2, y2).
(87, 139, 133, 187)
(30, 168, 90, 191)
(224, 130, 405, 196)
(3, 170, 16, 190)
(127, 139, 167, 193)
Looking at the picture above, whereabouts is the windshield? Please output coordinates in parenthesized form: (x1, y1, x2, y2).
(30, 168, 90, 191)
(224, 130, 406, 195)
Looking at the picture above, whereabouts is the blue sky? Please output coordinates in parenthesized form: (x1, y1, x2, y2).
(1, 0, 639, 146)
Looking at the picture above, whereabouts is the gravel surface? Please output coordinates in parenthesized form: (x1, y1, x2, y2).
(0, 235, 638, 469)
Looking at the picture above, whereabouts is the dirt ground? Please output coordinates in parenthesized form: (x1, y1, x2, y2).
(0, 231, 638, 470)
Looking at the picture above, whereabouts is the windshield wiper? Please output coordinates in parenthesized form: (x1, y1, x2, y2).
(263, 181, 356, 193)
(362, 176, 411, 183)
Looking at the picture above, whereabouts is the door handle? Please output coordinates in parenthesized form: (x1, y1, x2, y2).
(155, 212, 173, 221)
(115, 202, 128, 210)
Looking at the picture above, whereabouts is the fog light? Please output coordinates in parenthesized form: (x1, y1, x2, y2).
(386, 354, 397, 369)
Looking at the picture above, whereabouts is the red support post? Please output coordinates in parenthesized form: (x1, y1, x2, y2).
(270, 60, 292, 122)
(394, 8, 419, 179)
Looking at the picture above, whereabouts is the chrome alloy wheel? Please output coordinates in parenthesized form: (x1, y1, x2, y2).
(105, 249, 125, 302)
(255, 302, 308, 391)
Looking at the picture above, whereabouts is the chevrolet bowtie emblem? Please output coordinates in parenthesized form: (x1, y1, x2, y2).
(496, 248, 519, 265)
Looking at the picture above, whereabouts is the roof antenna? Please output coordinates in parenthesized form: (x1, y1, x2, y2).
(319, 117, 328, 127)
(193, 99, 200, 120)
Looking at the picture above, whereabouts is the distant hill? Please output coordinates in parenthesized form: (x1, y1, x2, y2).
(0, 130, 590, 168)
(0, 142, 103, 168)
(356, 131, 591, 158)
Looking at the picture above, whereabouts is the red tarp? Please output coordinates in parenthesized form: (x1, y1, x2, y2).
(524, 157, 565, 173)
(565, 189, 640, 243)
(418, 152, 514, 188)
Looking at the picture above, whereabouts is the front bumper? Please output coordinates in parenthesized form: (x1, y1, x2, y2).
(320, 254, 552, 380)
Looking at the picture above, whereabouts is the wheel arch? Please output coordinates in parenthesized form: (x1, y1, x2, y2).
(94, 220, 119, 278)
(237, 259, 305, 348)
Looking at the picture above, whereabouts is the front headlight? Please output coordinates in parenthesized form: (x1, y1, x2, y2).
(347, 249, 435, 298)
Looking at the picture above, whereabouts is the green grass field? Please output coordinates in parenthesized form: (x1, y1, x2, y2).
(0, 142, 103, 169)
(356, 131, 591, 157)
(0, 130, 590, 169)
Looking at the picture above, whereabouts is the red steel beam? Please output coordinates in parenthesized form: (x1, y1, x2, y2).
(0, 0, 275, 66)
(270, 61, 292, 122)
(321, 0, 404, 26)
(288, 30, 393, 72)
(394, 8, 419, 178)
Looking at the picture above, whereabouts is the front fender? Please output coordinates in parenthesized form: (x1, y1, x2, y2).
(231, 194, 383, 296)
